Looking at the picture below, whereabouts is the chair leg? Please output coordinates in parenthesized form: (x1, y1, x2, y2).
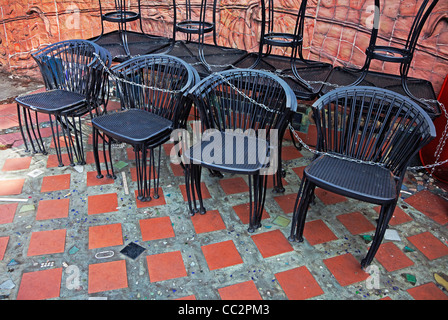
(92, 127, 104, 179)
(361, 203, 395, 268)
(149, 146, 163, 199)
(184, 163, 205, 216)
(16, 104, 30, 152)
(289, 177, 315, 241)
(248, 173, 267, 233)
(193, 164, 206, 214)
(135, 145, 150, 202)
(48, 114, 65, 167)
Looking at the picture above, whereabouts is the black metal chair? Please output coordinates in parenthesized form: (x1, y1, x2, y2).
(15, 40, 112, 167)
(94, 0, 172, 60)
(289, 86, 436, 268)
(182, 69, 297, 232)
(91, 54, 199, 201)
(234, 0, 333, 101)
(321, 0, 440, 118)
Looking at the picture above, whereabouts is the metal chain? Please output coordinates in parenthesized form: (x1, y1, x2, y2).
(93, 52, 183, 94)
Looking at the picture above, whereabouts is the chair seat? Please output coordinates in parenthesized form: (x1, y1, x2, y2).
(177, 20, 214, 34)
(264, 32, 302, 48)
(184, 131, 271, 174)
(304, 154, 397, 204)
(103, 11, 140, 23)
(92, 109, 173, 145)
(15, 90, 86, 113)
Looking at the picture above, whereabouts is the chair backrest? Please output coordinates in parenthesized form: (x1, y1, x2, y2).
(32, 40, 111, 107)
(312, 86, 436, 176)
(368, 0, 439, 57)
(111, 54, 200, 127)
(187, 69, 297, 139)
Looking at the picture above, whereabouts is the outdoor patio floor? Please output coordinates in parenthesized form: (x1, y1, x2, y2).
(0, 76, 447, 302)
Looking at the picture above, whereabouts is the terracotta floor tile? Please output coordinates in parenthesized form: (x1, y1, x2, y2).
(46, 153, 71, 168)
(27, 229, 66, 256)
(140, 216, 175, 241)
(41, 174, 71, 193)
(405, 190, 448, 225)
(49, 135, 70, 149)
(202, 240, 243, 271)
(292, 166, 306, 179)
(134, 189, 166, 208)
(146, 250, 187, 282)
(265, 176, 288, 189)
(281, 145, 303, 161)
(0, 179, 25, 196)
(86, 170, 116, 187)
(373, 205, 413, 226)
(0, 236, 9, 260)
(36, 198, 70, 220)
(89, 223, 123, 249)
(85, 150, 107, 165)
(176, 294, 196, 300)
(303, 219, 338, 245)
(170, 163, 184, 177)
(274, 193, 297, 214)
(88, 260, 128, 294)
(336, 211, 376, 235)
(407, 231, 448, 260)
(315, 188, 347, 205)
(0, 203, 18, 224)
(88, 193, 118, 215)
(191, 210, 226, 234)
(275, 266, 324, 300)
(375, 242, 414, 272)
(251, 229, 294, 258)
(219, 177, 249, 195)
(179, 182, 211, 201)
(16, 268, 63, 300)
(407, 282, 448, 300)
(323, 253, 369, 287)
(232, 202, 270, 225)
(218, 280, 262, 300)
(2, 157, 31, 171)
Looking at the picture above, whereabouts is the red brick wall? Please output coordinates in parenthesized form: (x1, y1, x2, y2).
(0, 0, 447, 94)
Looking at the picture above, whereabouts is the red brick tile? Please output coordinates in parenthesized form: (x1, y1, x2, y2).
(375, 242, 414, 272)
(405, 190, 448, 225)
(303, 219, 338, 245)
(202, 240, 243, 271)
(323, 253, 369, 286)
(88, 193, 118, 215)
(46, 153, 71, 168)
(219, 177, 249, 195)
(89, 223, 123, 249)
(86, 170, 116, 186)
(85, 150, 107, 164)
(176, 295, 196, 300)
(41, 174, 71, 193)
(292, 166, 306, 179)
(264, 176, 288, 189)
(373, 205, 413, 226)
(36, 198, 70, 220)
(218, 280, 262, 300)
(27, 229, 66, 256)
(0, 179, 25, 196)
(0, 203, 18, 224)
(251, 229, 294, 258)
(49, 135, 70, 149)
(140, 216, 175, 241)
(191, 210, 226, 234)
(88, 260, 128, 294)
(275, 266, 324, 300)
(232, 202, 270, 225)
(0, 236, 9, 260)
(336, 211, 376, 235)
(16, 268, 63, 300)
(281, 145, 303, 161)
(2, 157, 31, 171)
(170, 163, 184, 177)
(179, 182, 211, 201)
(274, 193, 298, 214)
(315, 188, 347, 205)
(146, 251, 187, 282)
(407, 232, 448, 261)
(407, 282, 448, 300)
(134, 189, 166, 208)
(126, 147, 135, 160)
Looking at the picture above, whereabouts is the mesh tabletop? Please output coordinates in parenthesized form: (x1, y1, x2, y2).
(184, 131, 271, 174)
(305, 154, 397, 204)
(91, 109, 173, 144)
(15, 90, 86, 113)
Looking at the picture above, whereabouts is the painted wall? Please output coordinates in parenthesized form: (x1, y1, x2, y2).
(0, 0, 447, 93)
